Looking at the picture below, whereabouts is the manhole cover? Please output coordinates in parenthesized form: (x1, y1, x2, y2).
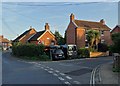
(65, 68, 92, 76)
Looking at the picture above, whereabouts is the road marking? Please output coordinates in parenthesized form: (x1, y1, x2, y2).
(38, 64, 41, 65)
(44, 69, 48, 71)
(46, 66, 50, 68)
(64, 81, 71, 85)
(48, 71, 53, 74)
(73, 81, 80, 84)
(58, 77, 65, 81)
(60, 73, 65, 76)
(50, 68, 53, 70)
(66, 76, 72, 80)
(41, 67, 44, 69)
(53, 73, 58, 76)
(55, 70, 60, 73)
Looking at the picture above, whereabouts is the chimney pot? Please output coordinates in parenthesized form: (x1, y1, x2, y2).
(70, 13, 75, 22)
(45, 23, 50, 30)
(100, 19, 105, 25)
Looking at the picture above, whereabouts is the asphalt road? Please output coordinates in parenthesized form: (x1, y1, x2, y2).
(2, 51, 113, 85)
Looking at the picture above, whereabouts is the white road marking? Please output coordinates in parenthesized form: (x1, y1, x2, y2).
(44, 69, 48, 71)
(46, 66, 50, 68)
(64, 81, 71, 85)
(48, 71, 53, 74)
(73, 81, 80, 84)
(41, 67, 44, 69)
(66, 76, 72, 80)
(50, 68, 53, 70)
(53, 73, 58, 76)
(60, 73, 65, 76)
(58, 77, 65, 81)
(38, 64, 41, 65)
(55, 70, 60, 73)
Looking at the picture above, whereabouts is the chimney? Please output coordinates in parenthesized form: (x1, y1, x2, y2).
(100, 19, 105, 25)
(70, 13, 75, 22)
(30, 26, 32, 29)
(45, 23, 50, 31)
(1, 35, 3, 38)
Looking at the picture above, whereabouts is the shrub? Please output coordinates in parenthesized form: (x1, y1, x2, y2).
(77, 48, 90, 58)
(12, 42, 50, 61)
(98, 43, 108, 52)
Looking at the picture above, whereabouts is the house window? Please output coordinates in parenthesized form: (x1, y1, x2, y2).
(101, 30, 104, 36)
(85, 41, 89, 48)
(101, 39, 105, 43)
(85, 30, 88, 35)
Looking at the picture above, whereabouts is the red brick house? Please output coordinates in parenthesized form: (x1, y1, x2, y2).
(66, 13, 112, 48)
(111, 25, 120, 34)
(28, 23, 56, 46)
(13, 27, 37, 44)
(0, 35, 10, 50)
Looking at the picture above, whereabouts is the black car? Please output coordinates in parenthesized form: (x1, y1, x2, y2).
(52, 49, 65, 60)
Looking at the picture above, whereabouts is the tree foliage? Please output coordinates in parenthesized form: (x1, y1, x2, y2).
(86, 30, 100, 51)
(110, 33, 120, 54)
(54, 31, 65, 45)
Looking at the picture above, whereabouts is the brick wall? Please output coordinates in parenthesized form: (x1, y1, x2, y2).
(76, 27, 85, 48)
(104, 30, 112, 45)
(30, 31, 56, 46)
(66, 22, 77, 45)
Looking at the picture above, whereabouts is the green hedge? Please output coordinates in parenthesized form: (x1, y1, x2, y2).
(12, 42, 50, 61)
(77, 48, 90, 58)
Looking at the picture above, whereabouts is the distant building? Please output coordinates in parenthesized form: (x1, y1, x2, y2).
(0, 35, 10, 50)
(111, 25, 120, 34)
(28, 23, 56, 46)
(13, 23, 56, 46)
(13, 27, 37, 44)
(66, 13, 112, 48)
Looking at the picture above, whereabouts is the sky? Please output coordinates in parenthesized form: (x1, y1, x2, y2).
(1, 1, 119, 40)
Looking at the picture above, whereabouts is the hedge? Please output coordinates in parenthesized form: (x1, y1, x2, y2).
(12, 42, 50, 60)
(77, 48, 90, 58)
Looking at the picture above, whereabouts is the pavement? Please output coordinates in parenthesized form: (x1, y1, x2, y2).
(98, 63, 119, 84)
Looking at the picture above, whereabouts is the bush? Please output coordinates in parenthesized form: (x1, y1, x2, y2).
(12, 42, 50, 61)
(77, 48, 90, 58)
(98, 43, 108, 52)
(110, 33, 120, 54)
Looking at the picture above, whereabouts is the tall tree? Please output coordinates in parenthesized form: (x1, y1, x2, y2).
(86, 30, 100, 50)
(54, 31, 65, 45)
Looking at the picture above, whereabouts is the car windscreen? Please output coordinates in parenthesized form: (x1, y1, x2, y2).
(55, 49, 63, 54)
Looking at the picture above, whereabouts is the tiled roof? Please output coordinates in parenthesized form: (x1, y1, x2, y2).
(74, 20, 111, 30)
(2, 38, 9, 43)
(13, 29, 33, 42)
(117, 25, 120, 28)
(28, 30, 45, 41)
(0, 36, 9, 43)
(111, 25, 120, 33)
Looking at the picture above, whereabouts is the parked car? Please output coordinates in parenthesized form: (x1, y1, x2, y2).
(60, 44, 77, 59)
(52, 49, 65, 60)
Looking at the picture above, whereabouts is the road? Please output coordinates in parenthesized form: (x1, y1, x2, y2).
(2, 51, 113, 85)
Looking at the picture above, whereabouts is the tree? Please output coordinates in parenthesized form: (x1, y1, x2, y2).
(86, 30, 100, 50)
(110, 33, 120, 54)
(54, 31, 65, 45)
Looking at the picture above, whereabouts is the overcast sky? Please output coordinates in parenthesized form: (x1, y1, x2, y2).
(1, 1, 119, 40)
